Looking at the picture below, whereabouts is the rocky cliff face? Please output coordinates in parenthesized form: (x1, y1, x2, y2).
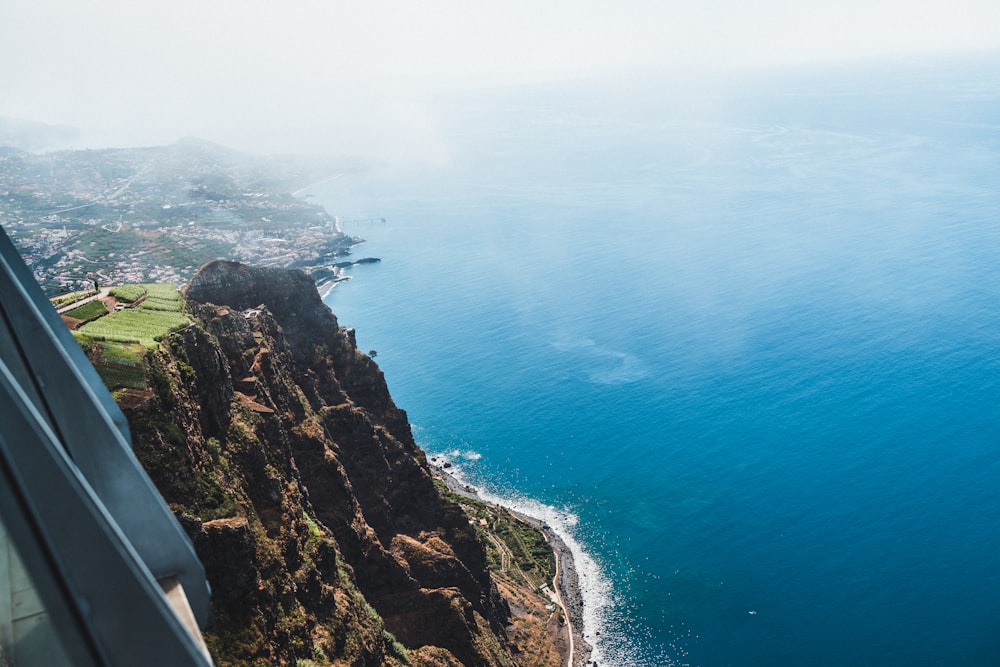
(123, 260, 555, 667)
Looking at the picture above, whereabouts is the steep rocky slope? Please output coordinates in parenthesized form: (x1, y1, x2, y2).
(122, 261, 563, 666)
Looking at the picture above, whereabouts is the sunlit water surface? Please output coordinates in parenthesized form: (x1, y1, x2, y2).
(321, 58, 1000, 666)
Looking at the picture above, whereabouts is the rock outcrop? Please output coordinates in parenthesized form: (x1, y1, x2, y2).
(123, 260, 550, 666)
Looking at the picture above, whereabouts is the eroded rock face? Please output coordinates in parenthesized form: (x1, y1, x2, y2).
(128, 260, 526, 666)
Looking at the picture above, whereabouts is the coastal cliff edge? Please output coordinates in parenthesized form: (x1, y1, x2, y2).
(119, 260, 571, 666)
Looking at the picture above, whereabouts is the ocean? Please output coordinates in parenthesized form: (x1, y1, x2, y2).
(319, 56, 1000, 666)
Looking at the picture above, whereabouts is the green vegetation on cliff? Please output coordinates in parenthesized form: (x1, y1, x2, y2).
(435, 482, 556, 592)
(130, 336, 411, 667)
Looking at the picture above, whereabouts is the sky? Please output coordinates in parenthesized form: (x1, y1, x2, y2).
(2, 0, 1000, 156)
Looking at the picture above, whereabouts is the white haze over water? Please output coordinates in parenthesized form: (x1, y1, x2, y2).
(2, 0, 1000, 157)
(315, 57, 1000, 663)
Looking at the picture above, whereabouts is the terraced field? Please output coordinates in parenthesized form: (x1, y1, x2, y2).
(63, 299, 108, 322)
(78, 283, 189, 348)
(435, 481, 556, 590)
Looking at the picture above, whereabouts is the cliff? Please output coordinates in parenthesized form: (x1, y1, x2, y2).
(121, 261, 565, 667)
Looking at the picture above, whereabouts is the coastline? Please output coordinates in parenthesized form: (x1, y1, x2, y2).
(316, 269, 350, 299)
(314, 248, 598, 664)
(315, 259, 380, 299)
(430, 461, 595, 667)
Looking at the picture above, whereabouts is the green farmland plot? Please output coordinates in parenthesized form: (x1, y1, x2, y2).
(64, 299, 109, 322)
(137, 289, 184, 311)
(141, 283, 183, 302)
(95, 361, 148, 390)
(79, 283, 189, 348)
(80, 309, 189, 348)
(97, 340, 145, 366)
(108, 284, 147, 303)
(74, 333, 150, 391)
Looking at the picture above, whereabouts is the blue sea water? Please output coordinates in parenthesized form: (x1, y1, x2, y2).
(320, 57, 1000, 666)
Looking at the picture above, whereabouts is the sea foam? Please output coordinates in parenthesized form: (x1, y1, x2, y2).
(427, 448, 622, 666)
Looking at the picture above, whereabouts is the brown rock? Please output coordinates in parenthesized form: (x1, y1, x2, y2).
(118, 261, 561, 666)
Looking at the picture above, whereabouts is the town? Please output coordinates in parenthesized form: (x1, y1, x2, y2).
(0, 139, 369, 294)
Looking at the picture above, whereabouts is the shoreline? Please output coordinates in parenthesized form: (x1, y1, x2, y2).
(315, 257, 379, 299)
(316, 269, 350, 299)
(430, 461, 595, 667)
(315, 228, 597, 665)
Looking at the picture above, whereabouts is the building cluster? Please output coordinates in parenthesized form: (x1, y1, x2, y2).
(0, 145, 353, 294)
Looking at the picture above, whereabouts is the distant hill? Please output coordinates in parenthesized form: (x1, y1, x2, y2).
(0, 116, 80, 152)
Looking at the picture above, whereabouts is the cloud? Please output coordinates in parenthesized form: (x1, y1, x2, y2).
(1, 0, 998, 153)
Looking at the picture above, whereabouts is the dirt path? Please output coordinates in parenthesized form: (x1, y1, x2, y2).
(546, 542, 574, 667)
(487, 533, 512, 572)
